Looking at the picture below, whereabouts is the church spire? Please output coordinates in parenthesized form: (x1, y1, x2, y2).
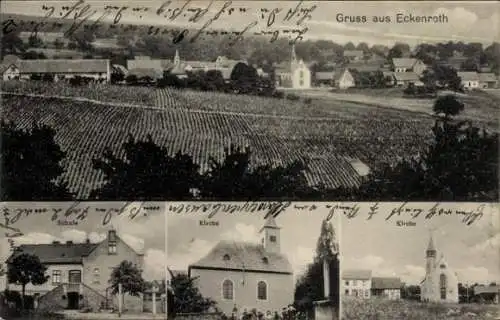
(174, 49, 180, 66)
(426, 232, 436, 256)
(291, 43, 297, 64)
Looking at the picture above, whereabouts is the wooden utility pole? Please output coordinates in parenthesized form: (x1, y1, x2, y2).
(118, 283, 122, 317)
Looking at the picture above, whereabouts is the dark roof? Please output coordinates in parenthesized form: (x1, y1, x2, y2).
(392, 58, 419, 68)
(0, 63, 18, 74)
(18, 59, 109, 74)
(6, 242, 99, 264)
(344, 50, 364, 58)
(458, 72, 479, 81)
(189, 240, 293, 274)
(478, 73, 497, 82)
(333, 68, 350, 82)
(347, 63, 382, 72)
(393, 72, 420, 81)
(342, 269, 372, 280)
(128, 68, 163, 79)
(371, 277, 401, 289)
(474, 285, 500, 294)
(315, 72, 334, 80)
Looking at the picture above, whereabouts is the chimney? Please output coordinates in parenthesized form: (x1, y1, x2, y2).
(85, 238, 90, 244)
(323, 259, 330, 299)
(66, 241, 73, 245)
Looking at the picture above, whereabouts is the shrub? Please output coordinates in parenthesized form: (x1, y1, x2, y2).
(286, 93, 300, 101)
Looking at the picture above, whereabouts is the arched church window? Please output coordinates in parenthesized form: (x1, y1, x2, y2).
(440, 264, 446, 269)
(262, 257, 269, 264)
(223, 254, 230, 261)
(440, 274, 447, 300)
(222, 279, 234, 300)
(257, 281, 267, 300)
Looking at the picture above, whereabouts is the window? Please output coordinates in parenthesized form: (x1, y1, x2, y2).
(223, 254, 230, 261)
(257, 281, 267, 300)
(269, 236, 276, 243)
(345, 281, 349, 286)
(299, 71, 304, 78)
(262, 257, 269, 264)
(299, 80, 304, 86)
(108, 242, 117, 254)
(364, 290, 369, 298)
(93, 268, 100, 284)
(68, 270, 82, 284)
(52, 270, 62, 285)
(352, 289, 358, 297)
(440, 274, 447, 300)
(222, 279, 234, 300)
(345, 289, 349, 295)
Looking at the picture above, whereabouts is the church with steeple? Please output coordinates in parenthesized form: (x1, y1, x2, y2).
(420, 233, 459, 303)
(275, 44, 311, 89)
(188, 216, 294, 316)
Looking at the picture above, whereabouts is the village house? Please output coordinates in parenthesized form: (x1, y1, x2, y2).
(17, 59, 111, 82)
(0, 63, 20, 80)
(478, 73, 498, 88)
(342, 270, 372, 299)
(6, 230, 145, 312)
(393, 72, 422, 87)
(391, 58, 427, 75)
(314, 71, 335, 87)
(457, 71, 480, 90)
(333, 68, 355, 89)
(275, 44, 311, 89)
(371, 277, 401, 300)
(420, 234, 459, 303)
(343, 50, 364, 63)
(473, 285, 500, 304)
(188, 216, 294, 316)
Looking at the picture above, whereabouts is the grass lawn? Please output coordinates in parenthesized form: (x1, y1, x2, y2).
(342, 297, 500, 320)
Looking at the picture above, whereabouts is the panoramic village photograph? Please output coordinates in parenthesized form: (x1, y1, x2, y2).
(166, 204, 340, 320)
(1, 1, 499, 202)
(0, 202, 167, 319)
(340, 203, 500, 320)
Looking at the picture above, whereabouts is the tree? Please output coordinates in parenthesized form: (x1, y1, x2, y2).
(167, 269, 216, 314)
(1, 121, 73, 201)
(53, 38, 65, 49)
(230, 63, 259, 94)
(1, 31, 25, 57)
(7, 253, 49, 310)
(109, 260, 146, 310)
(357, 97, 498, 201)
(28, 35, 43, 48)
(343, 42, 355, 51)
(294, 220, 339, 316)
(433, 95, 465, 119)
(200, 145, 317, 200)
(90, 134, 200, 200)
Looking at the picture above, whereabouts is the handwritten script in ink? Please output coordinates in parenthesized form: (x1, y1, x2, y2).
(1, 202, 162, 230)
(167, 202, 490, 226)
(2, 0, 317, 45)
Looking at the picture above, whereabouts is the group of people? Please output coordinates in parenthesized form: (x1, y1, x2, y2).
(227, 305, 303, 320)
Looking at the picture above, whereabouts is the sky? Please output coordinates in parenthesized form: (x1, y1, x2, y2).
(341, 202, 500, 286)
(0, 202, 166, 289)
(1, 1, 499, 46)
(167, 202, 340, 281)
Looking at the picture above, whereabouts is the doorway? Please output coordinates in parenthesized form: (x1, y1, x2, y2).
(67, 292, 79, 310)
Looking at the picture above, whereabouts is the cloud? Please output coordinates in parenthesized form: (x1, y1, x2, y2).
(433, 7, 478, 27)
(167, 238, 214, 271)
(143, 249, 166, 281)
(456, 266, 497, 284)
(121, 234, 145, 254)
(220, 223, 261, 243)
(471, 233, 500, 255)
(347, 255, 385, 270)
(288, 246, 315, 277)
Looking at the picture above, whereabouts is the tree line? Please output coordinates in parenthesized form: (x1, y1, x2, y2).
(1, 95, 497, 201)
(3, 21, 500, 76)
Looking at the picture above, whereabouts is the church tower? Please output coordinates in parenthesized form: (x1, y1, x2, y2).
(174, 49, 181, 66)
(291, 44, 298, 70)
(425, 232, 437, 274)
(259, 216, 281, 254)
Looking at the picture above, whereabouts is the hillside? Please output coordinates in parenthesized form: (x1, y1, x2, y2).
(1, 84, 437, 199)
